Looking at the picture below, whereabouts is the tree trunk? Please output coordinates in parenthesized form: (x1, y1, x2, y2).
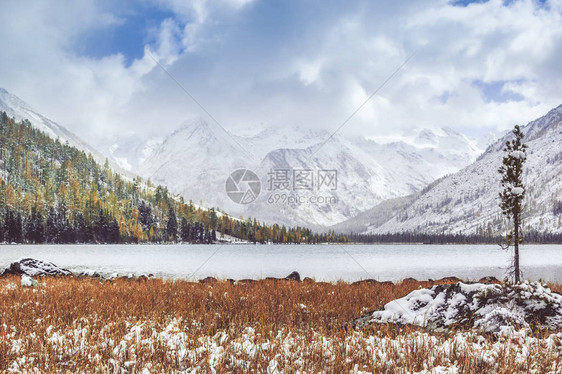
(514, 213, 520, 283)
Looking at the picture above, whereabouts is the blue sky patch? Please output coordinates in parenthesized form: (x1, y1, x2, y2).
(472, 80, 525, 103)
(451, 0, 489, 6)
(74, 4, 175, 66)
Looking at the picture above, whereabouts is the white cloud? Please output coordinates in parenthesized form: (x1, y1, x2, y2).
(295, 58, 325, 86)
(0, 0, 560, 147)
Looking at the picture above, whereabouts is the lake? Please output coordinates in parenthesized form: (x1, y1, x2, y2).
(0, 244, 561, 282)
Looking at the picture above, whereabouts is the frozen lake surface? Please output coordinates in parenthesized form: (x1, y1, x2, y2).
(0, 244, 561, 282)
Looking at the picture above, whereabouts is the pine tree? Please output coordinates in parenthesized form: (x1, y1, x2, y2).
(74, 212, 88, 243)
(45, 207, 58, 243)
(95, 209, 108, 243)
(498, 125, 527, 283)
(166, 207, 178, 242)
(180, 217, 190, 242)
(107, 218, 120, 243)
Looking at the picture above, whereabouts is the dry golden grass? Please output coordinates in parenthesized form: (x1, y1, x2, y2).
(1, 276, 561, 373)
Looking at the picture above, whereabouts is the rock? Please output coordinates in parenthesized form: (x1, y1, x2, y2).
(2, 258, 72, 277)
(352, 281, 562, 334)
(435, 276, 462, 283)
(285, 271, 301, 282)
(21, 274, 39, 287)
(352, 279, 380, 286)
(478, 276, 500, 284)
(401, 277, 418, 284)
(199, 277, 218, 284)
(303, 277, 315, 283)
(77, 270, 103, 279)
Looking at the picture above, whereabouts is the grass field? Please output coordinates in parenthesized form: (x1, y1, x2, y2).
(1, 276, 561, 373)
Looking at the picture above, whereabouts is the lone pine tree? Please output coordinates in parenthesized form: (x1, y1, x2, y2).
(498, 125, 527, 283)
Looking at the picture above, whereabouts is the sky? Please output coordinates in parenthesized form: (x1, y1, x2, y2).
(0, 0, 561, 146)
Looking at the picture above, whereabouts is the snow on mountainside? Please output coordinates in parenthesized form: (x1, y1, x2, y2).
(365, 104, 562, 235)
(0, 88, 130, 176)
(97, 134, 164, 172)
(142, 118, 254, 213)
(117, 117, 482, 228)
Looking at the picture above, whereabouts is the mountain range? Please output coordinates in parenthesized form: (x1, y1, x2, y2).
(3, 86, 560, 235)
(336, 104, 562, 235)
(99, 118, 483, 228)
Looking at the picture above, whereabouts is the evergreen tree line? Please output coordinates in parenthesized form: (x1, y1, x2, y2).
(345, 231, 562, 244)
(1, 206, 120, 244)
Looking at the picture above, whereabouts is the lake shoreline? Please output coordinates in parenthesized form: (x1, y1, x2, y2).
(2, 243, 562, 282)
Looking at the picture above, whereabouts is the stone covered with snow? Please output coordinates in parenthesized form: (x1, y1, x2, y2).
(1, 258, 72, 277)
(353, 281, 562, 333)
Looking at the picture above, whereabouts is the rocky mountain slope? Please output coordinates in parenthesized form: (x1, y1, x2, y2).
(0, 88, 131, 176)
(360, 105, 562, 235)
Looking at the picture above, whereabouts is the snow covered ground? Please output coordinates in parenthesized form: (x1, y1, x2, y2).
(2, 273, 562, 372)
(4, 316, 562, 373)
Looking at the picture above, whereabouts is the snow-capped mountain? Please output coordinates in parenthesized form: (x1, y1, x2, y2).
(115, 117, 483, 227)
(0, 87, 129, 175)
(97, 134, 164, 172)
(360, 104, 562, 235)
(142, 118, 255, 213)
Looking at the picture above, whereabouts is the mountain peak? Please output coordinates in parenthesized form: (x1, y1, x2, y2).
(0, 87, 36, 114)
(176, 117, 232, 136)
(0, 86, 132, 176)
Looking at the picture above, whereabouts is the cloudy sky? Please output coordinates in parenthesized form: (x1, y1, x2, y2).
(0, 0, 561, 145)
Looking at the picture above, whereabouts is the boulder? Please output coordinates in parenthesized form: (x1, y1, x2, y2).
(1, 258, 72, 277)
(199, 276, 218, 284)
(435, 276, 462, 283)
(401, 277, 418, 284)
(478, 276, 500, 284)
(352, 279, 380, 286)
(285, 271, 301, 282)
(352, 281, 562, 333)
(77, 269, 103, 279)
